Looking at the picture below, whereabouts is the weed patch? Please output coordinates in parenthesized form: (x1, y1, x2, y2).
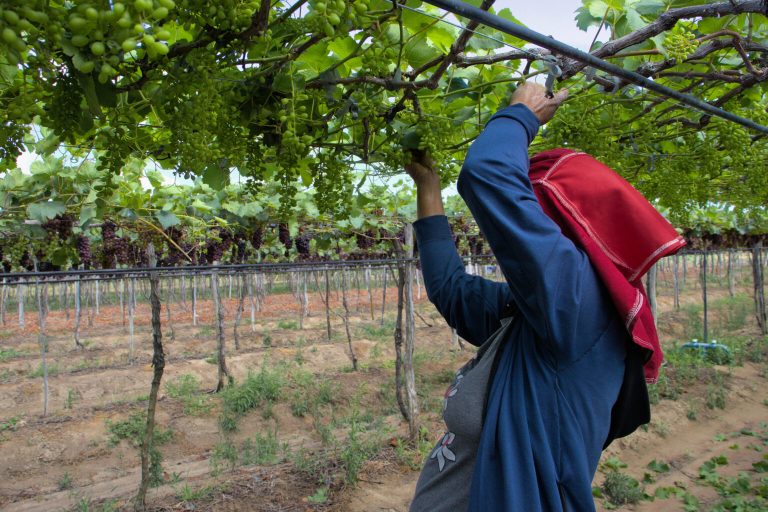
(219, 365, 284, 431)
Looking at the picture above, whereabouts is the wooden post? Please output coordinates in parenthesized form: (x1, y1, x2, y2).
(394, 261, 408, 423)
(74, 274, 84, 349)
(86, 279, 95, 327)
(248, 273, 257, 332)
(134, 245, 165, 512)
(341, 268, 358, 370)
(212, 269, 230, 391)
(673, 254, 680, 310)
(646, 263, 658, 327)
(0, 278, 6, 325)
(34, 277, 49, 417)
(165, 277, 175, 341)
(325, 269, 332, 342)
(701, 251, 709, 343)
(753, 242, 767, 335)
(380, 268, 388, 327)
(233, 273, 246, 350)
(366, 266, 375, 321)
(129, 277, 136, 363)
(403, 224, 419, 441)
(120, 278, 126, 330)
(727, 249, 735, 297)
(180, 274, 187, 310)
(17, 281, 24, 327)
(191, 274, 198, 327)
(296, 271, 309, 329)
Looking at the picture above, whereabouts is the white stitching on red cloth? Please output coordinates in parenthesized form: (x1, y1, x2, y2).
(628, 237, 686, 282)
(626, 291, 643, 330)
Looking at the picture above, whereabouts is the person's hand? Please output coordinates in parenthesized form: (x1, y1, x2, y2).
(405, 150, 440, 188)
(510, 82, 568, 124)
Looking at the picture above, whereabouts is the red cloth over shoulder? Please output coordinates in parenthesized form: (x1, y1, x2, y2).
(529, 148, 685, 382)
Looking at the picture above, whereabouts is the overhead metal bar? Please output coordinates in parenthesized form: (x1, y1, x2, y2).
(414, 0, 768, 135)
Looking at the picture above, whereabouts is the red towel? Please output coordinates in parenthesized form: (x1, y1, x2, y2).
(529, 149, 686, 382)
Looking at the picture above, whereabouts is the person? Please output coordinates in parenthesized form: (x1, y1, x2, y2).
(406, 82, 684, 511)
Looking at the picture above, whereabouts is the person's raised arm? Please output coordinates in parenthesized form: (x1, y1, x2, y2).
(458, 83, 611, 361)
(406, 153, 515, 346)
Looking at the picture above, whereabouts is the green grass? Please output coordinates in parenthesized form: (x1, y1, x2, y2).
(176, 483, 217, 502)
(219, 364, 284, 431)
(105, 412, 173, 447)
(0, 416, 20, 432)
(165, 374, 211, 416)
(358, 323, 394, 341)
(26, 362, 59, 378)
(0, 347, 24, 361)
(278, 319, 299, 330)
(240, 430, 281, 466)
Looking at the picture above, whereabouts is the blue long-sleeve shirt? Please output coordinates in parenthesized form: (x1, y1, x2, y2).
(414, 104, 628, 511)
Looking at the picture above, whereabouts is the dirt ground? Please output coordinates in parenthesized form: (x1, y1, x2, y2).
(0, 262, 766, 511)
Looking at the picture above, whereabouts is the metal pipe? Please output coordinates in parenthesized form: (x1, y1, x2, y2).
(417, 0, 768, 135)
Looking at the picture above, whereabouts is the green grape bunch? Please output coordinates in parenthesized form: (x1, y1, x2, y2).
(662, 24, 699, 62)
(398, 115, 460, 182)
(305, 0, 369, 38)
(0, 2, 51, 64)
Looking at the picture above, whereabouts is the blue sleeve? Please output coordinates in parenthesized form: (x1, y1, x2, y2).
(457, 104, 612, 362)
(414, 215, 515, 347)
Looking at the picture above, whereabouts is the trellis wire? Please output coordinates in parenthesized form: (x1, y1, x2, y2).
(411, 0, 768, 135)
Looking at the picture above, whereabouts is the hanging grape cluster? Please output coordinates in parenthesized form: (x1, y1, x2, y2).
(278, 223, 292, 252)
(662, 24, 699, 62)
(355, 229, 377, 250)
(75, 235, 93, 268)
(295, 229, 311, 258)
(203, 228, 233, 264)
(305, 0, 369, 38)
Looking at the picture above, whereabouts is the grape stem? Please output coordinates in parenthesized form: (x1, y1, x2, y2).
(136, 218, 193, 263)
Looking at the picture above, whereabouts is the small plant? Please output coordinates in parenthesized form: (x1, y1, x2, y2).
(340, 420, 383, 485)
(105, 413, 172, 488)
(654, 420, 670, 438)
(75, 495, 92, 512)
(686, 400, 699, 420)
(211, 439, 238, 473)
(278, 319, 299, 330)
(58, 472, 73, 490)
(177, 483, 215, 502)
(197, 325, 214, 337)
(165, 374, 211, 415)
(359, 324, 392, 341)
(290, 445, 338, 487)
(105, 412, 172, 447)
(647, 459, 671, 474)
(0, 347, 23, 361)
(218, 365, 284, 431)
(601, 471, 647, 506)
(0, 416, 20, 432)
(706, 384, 727, 410)
(307, 487, 329, 504)
(65, 389, 77, 410)
(27, 363, 59, 378)
(240, 430, 280, 466)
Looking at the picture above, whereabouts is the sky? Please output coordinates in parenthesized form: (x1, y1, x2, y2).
(16, 1, 595, 183)
(493, 0, 597, 50)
